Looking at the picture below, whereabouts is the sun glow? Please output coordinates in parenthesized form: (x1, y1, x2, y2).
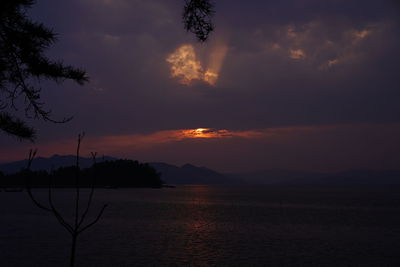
(182, 128, 229, 138)
(204, 43, 228, 85)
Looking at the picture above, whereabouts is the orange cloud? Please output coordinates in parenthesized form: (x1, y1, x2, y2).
(353, 29, 370, 40)
(99, 128, 262, 149)
(166, 43, 228, 86)
(180, 128, 262, 139)
(289, 49, 306, 59)
(166, 45, 204, 85)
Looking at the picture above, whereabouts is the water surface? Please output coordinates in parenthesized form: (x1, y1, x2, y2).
(1, 185, 400, 266)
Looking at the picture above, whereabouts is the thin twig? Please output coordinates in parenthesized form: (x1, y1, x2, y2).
(78, 204, 108, 234)
(25, 149, 52, 212)
(74, 133, 84, 230)
(77, 152, 97, 228)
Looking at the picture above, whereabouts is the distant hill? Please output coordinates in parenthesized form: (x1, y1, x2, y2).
(228, 169, 319, 185)
(2, 156, 400, 185)
(229, 169, 400, 186)
(0, 155, 236, 185)
(316, 169, 400, 186)
(149, 162, 236, 185)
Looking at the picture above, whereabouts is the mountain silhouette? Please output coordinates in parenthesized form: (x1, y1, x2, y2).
(2, 156, 400, 185)
(0, 155, 235, 185)
(0, 154, 116, 174)
(149, 162, 235, 185)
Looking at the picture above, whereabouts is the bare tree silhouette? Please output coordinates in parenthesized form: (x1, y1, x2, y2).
(25, 133, 107, 267)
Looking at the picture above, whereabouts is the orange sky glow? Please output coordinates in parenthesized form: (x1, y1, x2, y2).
(2, 123, 400, 173)
(0, 125, 344, 162)
(0, 128, 265, 162)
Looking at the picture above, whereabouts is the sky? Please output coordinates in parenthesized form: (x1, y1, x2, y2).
(1, 0, 400, 173)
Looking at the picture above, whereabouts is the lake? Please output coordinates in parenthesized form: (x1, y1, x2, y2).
(1, 185, 400, 266)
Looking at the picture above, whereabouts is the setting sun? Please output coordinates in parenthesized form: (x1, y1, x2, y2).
(181, 128, 230, 138)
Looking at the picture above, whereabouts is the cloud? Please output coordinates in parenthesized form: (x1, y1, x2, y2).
(289, 49, 306, 59)
(102, 34, 121, 44)
(166, 45, 204, 85)
(180, 128, 261, 139)
(353, 29, 370, 40)
(86, 128, 264, 150)
(166, 42, 228, 86)
(266, 22, 377, 68)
